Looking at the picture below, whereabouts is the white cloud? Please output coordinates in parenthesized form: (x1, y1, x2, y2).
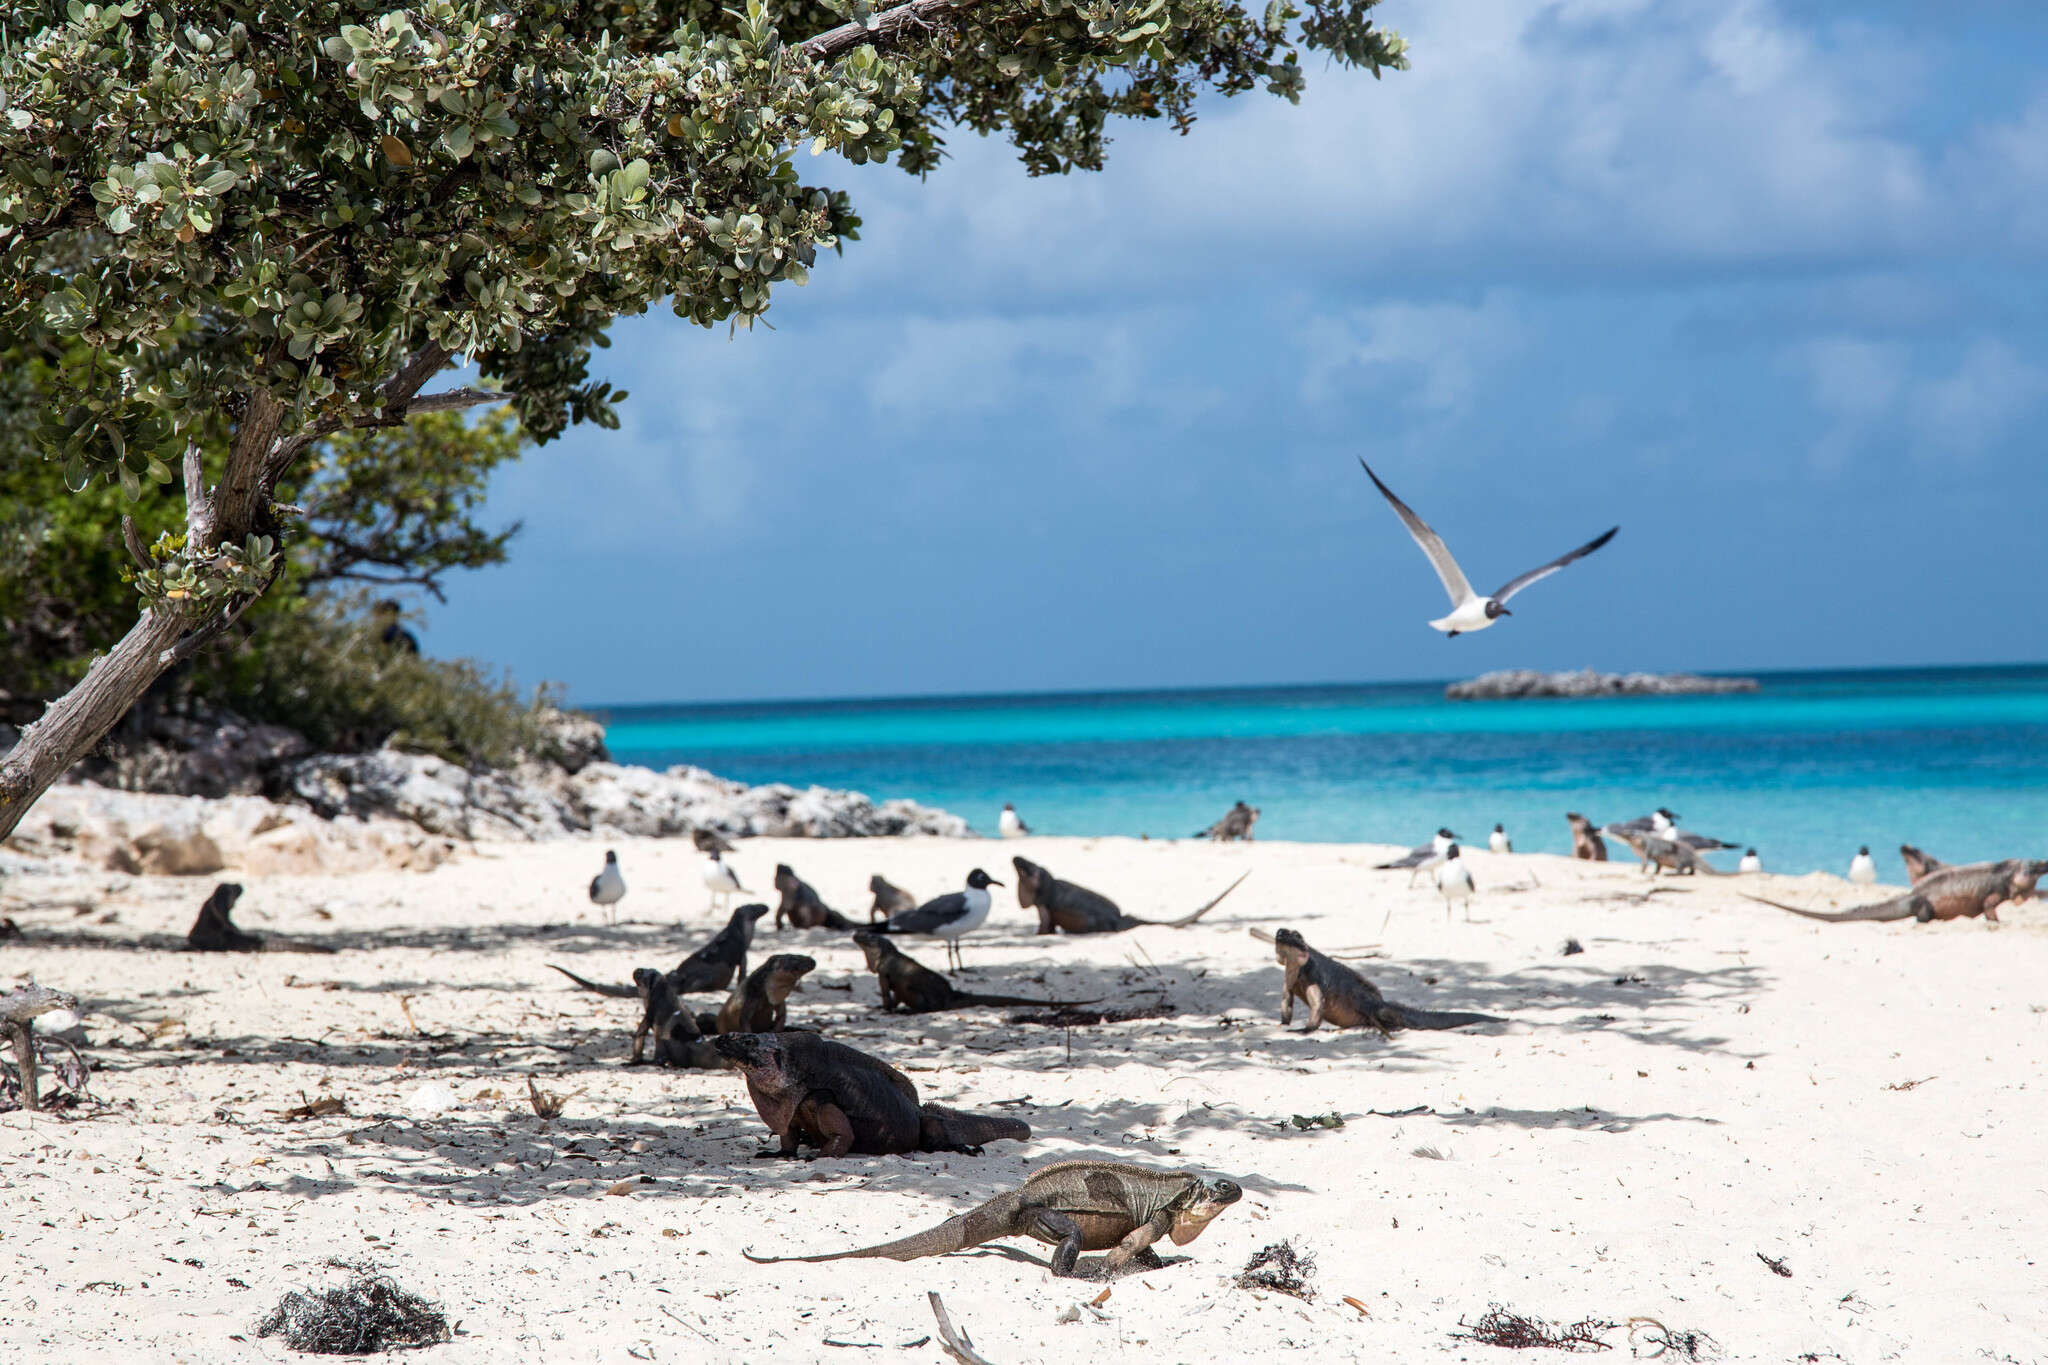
(1912, 339, 2048, 458)
(1302, 291, 1526, 412)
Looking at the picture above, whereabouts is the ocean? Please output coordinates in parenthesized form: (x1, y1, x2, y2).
(596, 665, 2048, 877)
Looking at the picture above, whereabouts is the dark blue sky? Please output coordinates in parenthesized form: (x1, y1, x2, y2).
(427, 0, 2048, 704)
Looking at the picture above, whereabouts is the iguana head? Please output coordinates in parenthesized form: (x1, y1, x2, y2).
(1168, 1176, 1244, 1246)
(631, 967, 664, 1002)
(1270, 928, 1310, 965)
(1011, 857, 1047, 908)
(758, 954, 816, 1000)
(712, 1032, 788, 1081)
(851, 930, 891, 970)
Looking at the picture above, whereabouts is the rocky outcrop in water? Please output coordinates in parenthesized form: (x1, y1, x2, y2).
(1446, 669, 1760, 700)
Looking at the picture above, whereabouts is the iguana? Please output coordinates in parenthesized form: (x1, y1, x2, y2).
(1745, 859, 2046, 924)
(1611, 829, 1725, 877)
(1565, 812, 1608, 861)
(852, 931, 1092, 1013)
(628, 967, 721, 1069)
(187, 883, 261, 951)
(1899, 844, 1944, 883)
(742, 1160, 1244, 1279)
(773, 865, 860, 932)
(1012, 857, 1247, 934)
(712, 1032, 1028, 1158)
(1256, 928, 1501, 1036)
(549, 902, 769, 998)
(868, 875, 916, 923)
(713, 953, 815, 1034)
(1195, 801, 1259, 841)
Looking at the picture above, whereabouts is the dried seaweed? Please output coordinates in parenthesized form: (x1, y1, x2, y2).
(1453, 1305, 1613, 1352)
(1236, 1240, 1317, 1300)
(254, 1272, 449, 1354)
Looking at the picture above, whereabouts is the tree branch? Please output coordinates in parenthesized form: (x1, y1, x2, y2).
(182, 438, 213, 542)
(402, 387, 508, 416)
(800, 0, 985, 62)
(157, 560, 287, 670)
(120, 515, 151, 574)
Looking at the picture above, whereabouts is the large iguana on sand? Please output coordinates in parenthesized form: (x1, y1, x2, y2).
(1012, 857, 1247, 934)
(1257, 928, 1500, 1036)
(1746, 859, 2045, 924)
(742, 1160, 1243, 1279)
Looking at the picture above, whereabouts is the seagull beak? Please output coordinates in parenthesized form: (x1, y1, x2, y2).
(1498, 608, 1512, 616)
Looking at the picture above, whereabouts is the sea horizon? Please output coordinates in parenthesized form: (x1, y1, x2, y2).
(594, 662, 2048, 879)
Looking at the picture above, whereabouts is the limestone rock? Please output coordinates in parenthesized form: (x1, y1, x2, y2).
(1445, 669, 1760, 701)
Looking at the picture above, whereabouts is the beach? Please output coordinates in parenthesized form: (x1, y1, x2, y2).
(2, 833, 2040, 1361)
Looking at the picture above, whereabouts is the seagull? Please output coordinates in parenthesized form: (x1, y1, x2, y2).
(1359, 460, 1617, 637)
(588, 849, 626, 925)
(1650, 808, 1740, 852)
(702, 853, 749, 914)
(1434, 844, 1475, 921)
(1738, 848, 1762, 874)
(1488, 824, 1512, 855)
(1848, 846, 1877, 885)
(1376, 829, 1460, 888)
(873, 868, 1003, 971)
(998, 802, 1031, 839)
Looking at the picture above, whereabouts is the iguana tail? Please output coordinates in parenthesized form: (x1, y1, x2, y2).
(819, 908, 863, 932)
(1381, 1003, 1500, 1031)
(951, 989, 1101, 1009)
(742, 1191, 1026, 1264)
(919, 1104, 1031, 1150)
(1740, 892, 1915, 923)
(1127, 870, 1251, 927)
(547, 964, 638, 997)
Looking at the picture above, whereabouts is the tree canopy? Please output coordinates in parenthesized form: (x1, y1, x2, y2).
(0, 0, 1406, 832)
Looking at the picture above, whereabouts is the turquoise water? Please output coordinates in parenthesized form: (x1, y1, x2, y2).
(595, 666, 2048, 876)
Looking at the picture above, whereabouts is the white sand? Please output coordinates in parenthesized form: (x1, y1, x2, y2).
(2, 834, 2041, 1360)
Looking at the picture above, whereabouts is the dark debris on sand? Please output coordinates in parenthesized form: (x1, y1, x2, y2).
(1453, 1305, 1614, 1352)
(1235, 1240, 1317, 1300)
(254, 1271, 450, 1354)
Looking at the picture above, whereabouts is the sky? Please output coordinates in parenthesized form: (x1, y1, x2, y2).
(425, 0, 2048, 706)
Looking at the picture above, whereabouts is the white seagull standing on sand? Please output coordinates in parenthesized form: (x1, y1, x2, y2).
(702, 852, 749, 913)
(874, 868, 1002, 971)
(1738, 848, 1763, 874)
(588, 849, 626, 925)
(1377, 828, 1460, 888)
(1848, 847, 1877, 885)
(1434, 845, 1476, 921)
(1358, 460, 1618, 637)
(1488, 824, 1512, 854)
(998, 803, 1031, 839)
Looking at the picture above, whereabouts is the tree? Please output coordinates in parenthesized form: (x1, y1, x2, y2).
(0, 0, 1407, 835)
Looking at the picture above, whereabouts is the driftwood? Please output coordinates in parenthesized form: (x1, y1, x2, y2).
(2, 980, 79, 1113)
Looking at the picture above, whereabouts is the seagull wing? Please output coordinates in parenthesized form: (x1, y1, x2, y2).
(885, 892, 967, 935)
(1490, 526, 1618, 603)
(1359, 460, 1476, 608)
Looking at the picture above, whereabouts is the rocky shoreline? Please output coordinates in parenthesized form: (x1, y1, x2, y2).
(1445, 668, 1761, 700)
(0, 707, 970, 878)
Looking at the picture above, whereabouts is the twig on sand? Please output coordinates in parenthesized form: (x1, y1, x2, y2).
(1756, 1252, 1792, 1278)
(930, 1292, 995, 1365)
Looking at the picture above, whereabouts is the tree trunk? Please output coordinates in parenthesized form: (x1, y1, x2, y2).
(0, 608, 187, 840)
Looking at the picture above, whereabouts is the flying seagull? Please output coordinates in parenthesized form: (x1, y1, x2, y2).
(1358, 460, 1618, 637)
